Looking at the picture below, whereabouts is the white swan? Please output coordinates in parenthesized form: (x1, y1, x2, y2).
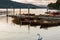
(38, 34, 42, 40)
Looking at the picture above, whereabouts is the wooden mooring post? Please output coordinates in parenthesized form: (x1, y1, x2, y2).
(6, 8, 8, 23)
(19, 8, 22, 27)
(28, 8, 30, 31)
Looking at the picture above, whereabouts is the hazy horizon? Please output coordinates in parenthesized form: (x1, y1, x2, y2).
(12, 0, 57, 5)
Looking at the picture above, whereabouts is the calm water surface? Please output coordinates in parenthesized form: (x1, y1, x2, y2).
(0, 9, 60, 40)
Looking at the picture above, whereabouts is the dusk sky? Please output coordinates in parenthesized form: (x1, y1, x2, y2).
(12, 0, 57, 5)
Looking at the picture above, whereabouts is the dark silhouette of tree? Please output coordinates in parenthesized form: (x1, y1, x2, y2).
(48, 0, 60, 9)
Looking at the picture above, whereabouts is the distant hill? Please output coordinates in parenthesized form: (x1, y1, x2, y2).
(0, 0, 47, 8)
(37, 5, 47, 8)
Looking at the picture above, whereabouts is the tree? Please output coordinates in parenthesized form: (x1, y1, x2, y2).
(48, 0, 60, 9)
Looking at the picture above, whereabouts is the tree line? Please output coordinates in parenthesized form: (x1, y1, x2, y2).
(48, 0, 60, 10)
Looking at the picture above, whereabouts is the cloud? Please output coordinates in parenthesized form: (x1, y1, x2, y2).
(12, 0, 57, 5)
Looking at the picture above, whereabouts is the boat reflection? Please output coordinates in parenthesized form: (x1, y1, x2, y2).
(12, 18, 60, 29)
(40, 25, 59, 29)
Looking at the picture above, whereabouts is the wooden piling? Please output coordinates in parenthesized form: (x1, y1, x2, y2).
(6, 8, 8, 23)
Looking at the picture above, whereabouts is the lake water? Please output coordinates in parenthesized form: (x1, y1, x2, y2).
(0, 9, 60, 40)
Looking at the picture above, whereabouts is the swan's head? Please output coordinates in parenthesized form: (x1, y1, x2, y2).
(37, 34, 40, 36)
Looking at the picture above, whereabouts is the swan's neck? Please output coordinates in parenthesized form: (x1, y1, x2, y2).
(38, 35, 42, 39)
